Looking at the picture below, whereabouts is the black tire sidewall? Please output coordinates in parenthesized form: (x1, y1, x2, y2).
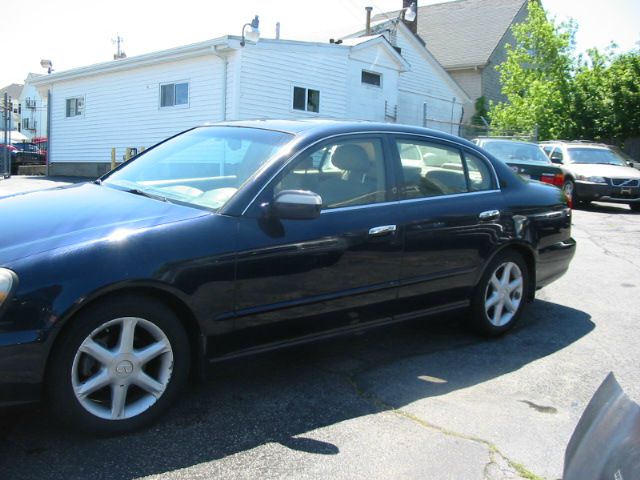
(47, 296, 190, 435)
(471, 251, 529, 336)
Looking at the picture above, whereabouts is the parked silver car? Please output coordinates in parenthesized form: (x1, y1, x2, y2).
(540, 141, 640, 211)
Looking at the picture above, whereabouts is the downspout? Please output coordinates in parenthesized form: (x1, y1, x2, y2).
(211, 47, 228, 121)
(46, 89, 51, 176)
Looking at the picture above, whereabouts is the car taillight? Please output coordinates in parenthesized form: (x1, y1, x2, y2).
(540, 172, 564, 187)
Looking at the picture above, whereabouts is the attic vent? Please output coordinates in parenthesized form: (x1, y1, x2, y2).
(361, 71, 382, 87)
(393, 46, 402, 55)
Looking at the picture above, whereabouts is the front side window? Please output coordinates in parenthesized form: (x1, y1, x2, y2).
(276, 138, 387, 209)
(65, 97, 84, 117)
(292, 86, 320, 113)
(160, 82, 189, 108)
(396, 139, 495, 199)
(103, 127, 292, 211)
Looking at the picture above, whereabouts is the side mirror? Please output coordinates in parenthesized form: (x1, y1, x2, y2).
(550, 152, 563, 164)
(271, 190, 322, 220)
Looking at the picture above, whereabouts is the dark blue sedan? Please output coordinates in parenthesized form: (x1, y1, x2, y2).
(0, 120, 575, 434)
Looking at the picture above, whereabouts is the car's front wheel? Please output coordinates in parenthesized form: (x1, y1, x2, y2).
(629, 203, 640, 213)
(470, 251, 529, 336)
(48, 296, 190, 435)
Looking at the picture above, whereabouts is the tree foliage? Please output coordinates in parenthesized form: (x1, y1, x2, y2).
(490, 1, 576, 140)
(490, 1, 640, 143)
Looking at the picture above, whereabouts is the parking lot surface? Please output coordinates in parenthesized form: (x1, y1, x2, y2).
(1, 176, 639, 479)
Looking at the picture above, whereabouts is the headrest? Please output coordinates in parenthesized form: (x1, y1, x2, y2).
(331, 144, 370, 172)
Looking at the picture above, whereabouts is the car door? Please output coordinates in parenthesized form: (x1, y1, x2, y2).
(389, 135, 506, 319)
(225, 134, 404, 354)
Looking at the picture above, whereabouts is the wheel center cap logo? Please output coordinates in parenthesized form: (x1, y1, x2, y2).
(115, 360, 134, 376)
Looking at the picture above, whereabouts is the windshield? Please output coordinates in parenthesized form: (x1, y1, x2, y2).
(103, 126, 293, 210)
(482, 141, 550, 163)
(565, 147, 628, 166)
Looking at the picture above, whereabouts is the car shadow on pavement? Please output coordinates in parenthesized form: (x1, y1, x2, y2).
(0, 299, 593, 480)
(578, 202, 634, 214)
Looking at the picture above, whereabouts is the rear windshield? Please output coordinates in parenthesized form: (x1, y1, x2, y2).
(482, 141, 550, 163)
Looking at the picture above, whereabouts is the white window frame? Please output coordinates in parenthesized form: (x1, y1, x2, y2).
(159, 81, 190, 109)
(291, 85, 320, 114)
(65, 96, 85, 118)
(361, 70, 382, 88)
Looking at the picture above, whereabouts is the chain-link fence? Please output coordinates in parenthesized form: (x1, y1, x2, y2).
(424, 116, 538, 143)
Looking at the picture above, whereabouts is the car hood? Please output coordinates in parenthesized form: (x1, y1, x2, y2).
(566, 163, 640, 178)
(0, 183, 209, 264)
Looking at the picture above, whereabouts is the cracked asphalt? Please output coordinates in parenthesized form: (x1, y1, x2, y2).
(1, 176, 639, 479)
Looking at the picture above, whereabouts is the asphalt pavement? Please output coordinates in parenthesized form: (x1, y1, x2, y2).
(1, 176, 639, 480)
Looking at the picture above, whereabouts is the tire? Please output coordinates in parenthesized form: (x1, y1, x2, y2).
(562, 179, 574, 200)
(630, 203, 640, 213)
(47, 296, 190, 435)
(470, 251, 529, 336)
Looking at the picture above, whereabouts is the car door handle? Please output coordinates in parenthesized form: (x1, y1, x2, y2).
(369, 225, 397, 236)
(479, 210, 500, 221)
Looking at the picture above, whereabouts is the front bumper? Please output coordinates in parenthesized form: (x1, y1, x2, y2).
(0, 330, 47, 406)
(575, 181, 640, 204)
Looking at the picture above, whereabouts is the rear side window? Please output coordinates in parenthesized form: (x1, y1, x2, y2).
(395, 139, 494, 199)
(464, 152, 494, 191)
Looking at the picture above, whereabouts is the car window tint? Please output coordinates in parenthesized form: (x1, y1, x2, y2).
(396, 140, 468, 198)
(276, 138, 387, 209)
(464, 152, 494, 191)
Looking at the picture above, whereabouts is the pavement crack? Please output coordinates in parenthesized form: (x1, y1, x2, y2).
(343, 373, 543, 480)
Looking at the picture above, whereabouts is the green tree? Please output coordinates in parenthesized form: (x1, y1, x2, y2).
(607, 50, 640, 139)
(490, 1, 576, 140)
(570, 48, 613, 140)
(571, 47, 640, 141)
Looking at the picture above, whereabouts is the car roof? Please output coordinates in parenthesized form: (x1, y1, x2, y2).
(475, 138, 539, 147)
(540, 140, 612, 148)
(202, 119, 477, 147)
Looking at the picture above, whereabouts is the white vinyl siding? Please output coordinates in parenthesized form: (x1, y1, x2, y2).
(391, 29, 465, 133)
(237, 45, 348, 120)
(49, 55, 225, 164)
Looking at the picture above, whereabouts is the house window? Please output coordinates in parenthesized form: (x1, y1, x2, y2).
(160, 82, 189, 107)
(22, 118, 29, 129)
(293, 86, 320, 113)
(66, 97, 84, 117)
(361, 71, 382, 87)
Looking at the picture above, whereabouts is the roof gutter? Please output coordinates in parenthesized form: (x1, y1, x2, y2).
(31, 37, 233, 86)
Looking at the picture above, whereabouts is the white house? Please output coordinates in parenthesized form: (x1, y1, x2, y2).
(19, 73, 48, 141)
(32, 27, 468, 177)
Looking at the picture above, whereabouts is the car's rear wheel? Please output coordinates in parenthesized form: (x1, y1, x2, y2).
(470, 251, 528, 336)
(562, 179, 574, 199)
(48, 296, 190, 435)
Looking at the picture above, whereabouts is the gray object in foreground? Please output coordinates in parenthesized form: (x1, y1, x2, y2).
(564, 372, 640, 480)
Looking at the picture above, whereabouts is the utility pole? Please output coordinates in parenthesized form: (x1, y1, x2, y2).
(2, 93, 9, 178)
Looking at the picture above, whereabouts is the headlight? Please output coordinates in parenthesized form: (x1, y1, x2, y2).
(0, 268, 15, 307)
(576, 175, 607, 184)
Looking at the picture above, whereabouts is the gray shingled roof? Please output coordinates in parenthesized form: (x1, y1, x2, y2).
(376, 0, 527, 69)
(0, 83, 23, 100)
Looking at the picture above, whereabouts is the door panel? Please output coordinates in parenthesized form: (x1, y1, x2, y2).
(391, 137, 505, 316)
(226, 135, 404, 354)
